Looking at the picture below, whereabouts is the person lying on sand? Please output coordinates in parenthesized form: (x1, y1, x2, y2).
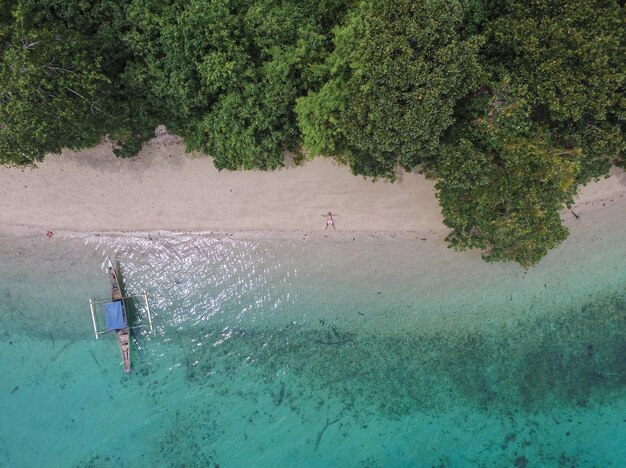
(322, 212, 336, 230)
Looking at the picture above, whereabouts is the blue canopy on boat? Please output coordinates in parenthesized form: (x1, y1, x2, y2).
(105, 301, 127, 330)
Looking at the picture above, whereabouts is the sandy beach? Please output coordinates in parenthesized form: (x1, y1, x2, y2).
(0, 134, 624, 240)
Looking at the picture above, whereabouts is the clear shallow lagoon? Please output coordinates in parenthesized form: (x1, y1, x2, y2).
(0, 219, 624, 466)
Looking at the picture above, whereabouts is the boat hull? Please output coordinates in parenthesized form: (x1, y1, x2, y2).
(116, 327, 131, 373)
(109, 264, 131, 373)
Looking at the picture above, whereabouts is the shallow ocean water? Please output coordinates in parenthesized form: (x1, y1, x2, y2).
(0, 218, 624, 466)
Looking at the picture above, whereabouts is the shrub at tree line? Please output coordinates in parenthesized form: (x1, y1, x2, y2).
(1, 0, 623, 266)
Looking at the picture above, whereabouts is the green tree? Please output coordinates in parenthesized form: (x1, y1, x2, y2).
(124, 0, 345, 170)
(436, 91, 580, 267)
(297, 0, 483, 180)
(0, 10, 110, 164)
(16, 0, 160, 158)
(487, 0, 625, 179)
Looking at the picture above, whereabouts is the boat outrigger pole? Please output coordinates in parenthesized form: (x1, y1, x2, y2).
(144, 292, 153, 332)
(89, 298, 99, 340)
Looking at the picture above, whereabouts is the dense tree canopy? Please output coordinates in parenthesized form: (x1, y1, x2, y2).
(0, 9, 109, 164)
(489, 0, 623, 124)
(0, 0, 623, 265)
(487, 0, 625, 177)
(123, 0, 345, 170)
(297, 0, 483, 179)
(437, 88, 580, 267)
(1, 0, 159, 160)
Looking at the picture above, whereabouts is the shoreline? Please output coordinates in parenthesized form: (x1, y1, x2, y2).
(0, 136, 624, 242)
(0, 227, 439, 244)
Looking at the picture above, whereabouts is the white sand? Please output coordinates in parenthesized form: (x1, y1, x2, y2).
(0, 134, 624, 240)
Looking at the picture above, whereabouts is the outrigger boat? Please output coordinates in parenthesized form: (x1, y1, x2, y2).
(88, 260, 153, 373)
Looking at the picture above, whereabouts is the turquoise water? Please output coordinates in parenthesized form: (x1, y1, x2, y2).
(0, 220, 625, 466)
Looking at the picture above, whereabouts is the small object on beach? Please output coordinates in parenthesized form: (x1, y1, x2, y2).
(321, 211, 336, 230)
(46, 230, 54, 238)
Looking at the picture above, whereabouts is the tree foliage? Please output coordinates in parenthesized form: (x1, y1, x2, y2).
(297, 0, 483, 180)
(0, 10, 109, 164)
(437, 91, 580, 267)
(487, 0, 625, 178)
(432, 0, 624, 264)
(123, 0, 345, 170)
(16, 0, 160, 157)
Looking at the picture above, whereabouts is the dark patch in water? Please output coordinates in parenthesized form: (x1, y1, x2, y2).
(50, 341, 72, 362)
(315, 416, 340, 451)
(274, 382, 285, 406)
(313, 323, 355, 346)
(514, 455, 528, 467)
(89, 350, 102, 370)
(173, 291, 625, 421)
